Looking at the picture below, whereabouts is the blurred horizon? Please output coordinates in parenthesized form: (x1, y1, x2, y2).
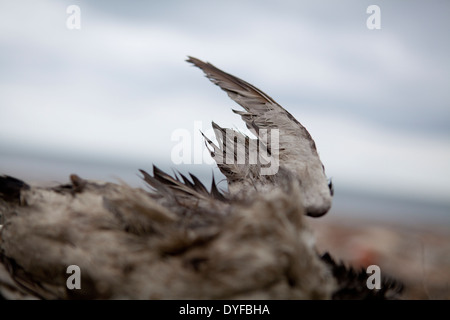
(1, 0, 449, 226)
(2, 148, 450, 228)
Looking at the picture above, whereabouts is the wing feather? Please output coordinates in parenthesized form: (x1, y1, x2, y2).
(187, 57, 332, 217)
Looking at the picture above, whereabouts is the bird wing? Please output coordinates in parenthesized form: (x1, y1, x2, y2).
(187, 57, 332, 216)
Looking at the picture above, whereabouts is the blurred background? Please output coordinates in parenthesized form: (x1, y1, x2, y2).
(0, 0, 449, 298)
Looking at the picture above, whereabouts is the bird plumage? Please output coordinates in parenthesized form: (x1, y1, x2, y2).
(0, 171, 335, 299)
(187, 57, 332, 217)
(0, 58, 401, 299)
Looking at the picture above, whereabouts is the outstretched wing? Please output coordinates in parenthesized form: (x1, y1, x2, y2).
(187, 57, 332, 217)
(186, 56, 318, 161)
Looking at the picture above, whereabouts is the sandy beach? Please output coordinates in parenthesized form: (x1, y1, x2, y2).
(309, 216, 450, 299)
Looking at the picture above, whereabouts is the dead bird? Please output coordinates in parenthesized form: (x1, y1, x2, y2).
(0, 58, 401, 299)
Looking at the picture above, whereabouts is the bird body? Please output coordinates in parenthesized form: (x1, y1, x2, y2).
(0, 58, 401, 299)
(0, 172, 335, 299)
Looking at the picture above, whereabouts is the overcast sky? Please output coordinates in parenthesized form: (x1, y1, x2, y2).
(0, 0, 449, 209)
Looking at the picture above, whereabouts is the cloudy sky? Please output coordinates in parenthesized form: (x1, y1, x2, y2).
(0, 1, 449, 223)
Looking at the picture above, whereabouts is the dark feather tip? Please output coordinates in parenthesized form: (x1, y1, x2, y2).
(0, 175, 30, 203)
